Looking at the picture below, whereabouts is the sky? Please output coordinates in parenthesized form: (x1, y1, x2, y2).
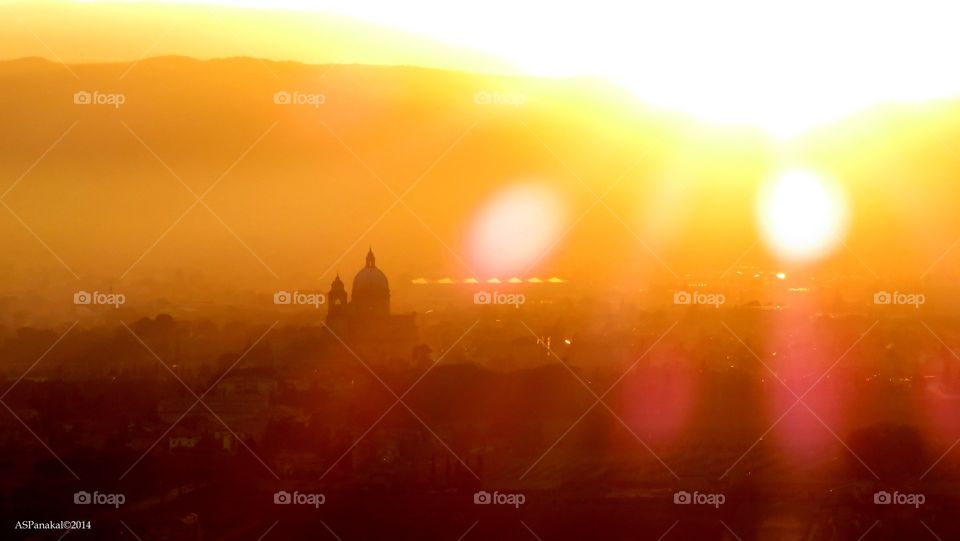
(4, 0, 960, 136)
(2, 0, 959, 311)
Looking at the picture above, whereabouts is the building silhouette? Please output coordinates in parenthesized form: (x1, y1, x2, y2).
(325, 248, 417, 361)
(351, 248, 390, 317)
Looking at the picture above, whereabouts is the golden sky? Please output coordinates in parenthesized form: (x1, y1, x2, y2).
(4, 0, 960, 136)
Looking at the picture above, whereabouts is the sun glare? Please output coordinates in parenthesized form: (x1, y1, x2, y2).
(207, 0, 960, 136)
(756, 170, 848, 262)
(26, 0, 960, 136)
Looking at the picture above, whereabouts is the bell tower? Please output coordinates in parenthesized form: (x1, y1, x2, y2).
(326, 273, 348, 322)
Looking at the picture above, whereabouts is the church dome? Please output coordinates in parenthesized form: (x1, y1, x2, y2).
(351, 248, 390, 316)
(352, 266, 389, 296)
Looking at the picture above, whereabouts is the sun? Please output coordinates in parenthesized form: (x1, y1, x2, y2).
(756, 170, 848, 262)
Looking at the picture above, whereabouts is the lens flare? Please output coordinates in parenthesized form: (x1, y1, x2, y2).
(466, 182, 566, 277)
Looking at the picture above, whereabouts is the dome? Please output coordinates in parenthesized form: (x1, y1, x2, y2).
(351, 248, 390, 316)
(352, 266, 389, 297)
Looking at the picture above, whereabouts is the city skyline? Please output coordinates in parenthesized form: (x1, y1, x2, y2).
(2, 3, 960, 540)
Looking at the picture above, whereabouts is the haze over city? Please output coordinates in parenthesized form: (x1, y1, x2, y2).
(1, 1, 960, 540)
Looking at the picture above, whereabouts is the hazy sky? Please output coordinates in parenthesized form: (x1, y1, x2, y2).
(4, 0, 960, 135)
